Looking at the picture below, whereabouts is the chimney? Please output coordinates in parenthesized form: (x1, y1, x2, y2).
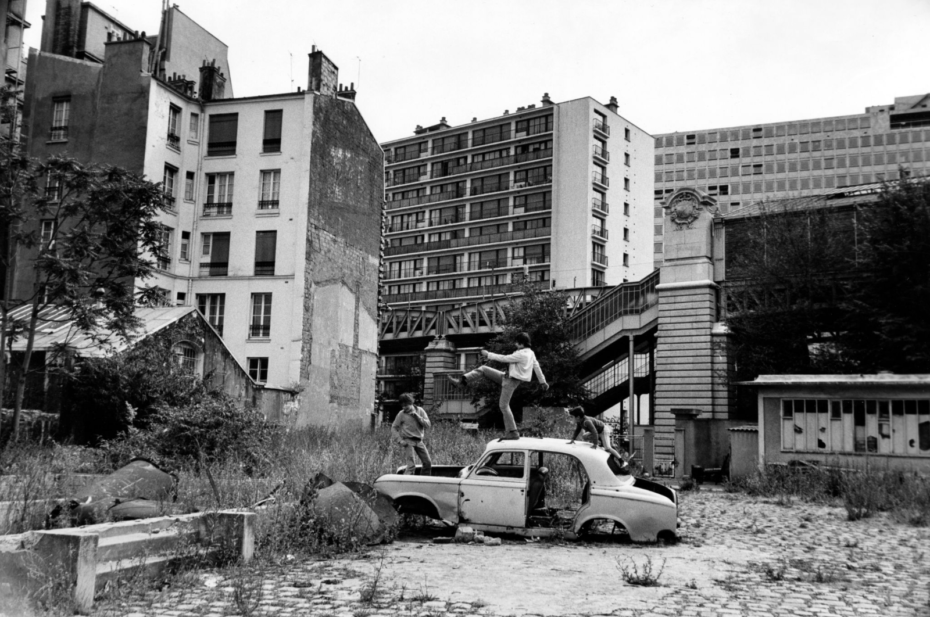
(199, 59, 226, 101)
(337, 81, 357, 102)
(541, 92, 553, 106)
(308, 46, 339, 96)
(606, 96, 619, 113)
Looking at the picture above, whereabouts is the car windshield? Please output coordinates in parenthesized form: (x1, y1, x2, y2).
(607, 455, 632, 477)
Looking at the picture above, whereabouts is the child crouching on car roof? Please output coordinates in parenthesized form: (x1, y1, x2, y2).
(391, 393, 432, 476)
(567, 406, 626, 464)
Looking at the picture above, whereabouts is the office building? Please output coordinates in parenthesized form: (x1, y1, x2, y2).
(381, 95, 654, 305)
(653, 93, 930, 265)
(17, 3, 383, 424)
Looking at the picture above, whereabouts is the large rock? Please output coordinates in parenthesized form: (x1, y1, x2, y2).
(309, 481, 396, 545)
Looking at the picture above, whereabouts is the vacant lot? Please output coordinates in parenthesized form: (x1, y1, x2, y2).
(92, 488, 930, 617)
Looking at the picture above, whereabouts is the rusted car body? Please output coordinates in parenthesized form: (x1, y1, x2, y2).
(374, 437, 678, 542)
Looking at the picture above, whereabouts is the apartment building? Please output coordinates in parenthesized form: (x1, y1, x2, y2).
(18, 4, 383, 424)
(381, 95, 654, 306)
(653, 93, 930, 265)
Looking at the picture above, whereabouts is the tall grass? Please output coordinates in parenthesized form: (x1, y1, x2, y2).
(728, 463, 930, 524)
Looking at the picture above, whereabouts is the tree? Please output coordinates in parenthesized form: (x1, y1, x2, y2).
(0, 140, 170, 442)
(722, 200, 860, 380)
(470, 282, 589, 428)
(842, 174, 930, 372)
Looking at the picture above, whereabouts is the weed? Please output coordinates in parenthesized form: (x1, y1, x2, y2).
(359, 549, 386, 604)
(763, 560, 787, 582)
(685, 579, 698, 589)
(231, 563, 265, 616)
(616, 555, 665, 586)
(411, 577, 439, 602)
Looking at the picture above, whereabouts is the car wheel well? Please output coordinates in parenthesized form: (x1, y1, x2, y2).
(577, 516, 630, 539)
(657, 529, 679, 545)
(393, 495, 441, 520)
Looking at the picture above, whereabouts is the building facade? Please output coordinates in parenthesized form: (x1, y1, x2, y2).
(1, 0, 29, 134)
(17, 4, 383, 425)
(381, 95, 654, 303)
(653, 93, 930, 266)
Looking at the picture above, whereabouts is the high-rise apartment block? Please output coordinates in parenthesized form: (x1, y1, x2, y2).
(653, 93, 930, 265)
(17, 2, 383, 424)
(1, 0, 29, 133)
(380, 95, 654, 307)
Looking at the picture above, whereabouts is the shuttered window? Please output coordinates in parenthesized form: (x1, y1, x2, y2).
(254, 231, 277, 276)
(207, 113, 238, 156)
(263, 110, 283, 153)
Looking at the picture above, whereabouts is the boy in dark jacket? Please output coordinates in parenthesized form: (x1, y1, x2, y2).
(391, 393, 432, 475)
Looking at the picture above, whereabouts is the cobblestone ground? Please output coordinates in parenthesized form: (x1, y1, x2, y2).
(93, 490, 930, 617)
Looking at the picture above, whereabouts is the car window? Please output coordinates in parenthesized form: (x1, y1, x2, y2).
(471, 451, 525, 481)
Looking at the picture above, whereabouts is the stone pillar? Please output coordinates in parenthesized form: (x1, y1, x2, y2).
(422, 336, 457, 407)
(654, 189, 729, 462)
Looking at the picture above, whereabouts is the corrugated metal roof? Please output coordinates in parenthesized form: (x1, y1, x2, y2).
(736, 374, 930, 387)
(5, 305, 197, 357)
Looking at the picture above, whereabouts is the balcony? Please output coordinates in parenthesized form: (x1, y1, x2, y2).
(249, 324, 270, 338)
(164, 195, 176, 211)
(592, 253, 609, 266)
(385, 226, 552, 256)
(428, 214, 466, 227)
(386, 172, 429, 188)
(386, 188, 466, 210)
(254, 261, 275, 276)
(203, 202, 232, 217)
(49, 126, 68, 141)
(167, 133, 180, 149)
(592, 171, 609, 187)
(199, 262, 228, 277)
(592, 225, 609, 240)
(431, 148, 554, 180)
(385, 266, 426, 280)
(385, 148, 428, 164)
(388, 220, 426, 232)
(426, 263, 462, 276)
(258, 200, 279, 210)
(592, 197, 609, 214)
(593, 144, 609, 161)
(593, 119, 610, 136)
(470, 181, 511, 197)
(385, 123, 553, 165)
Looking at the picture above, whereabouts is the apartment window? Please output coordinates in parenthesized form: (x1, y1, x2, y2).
(624, 202, 630, 216)
(623, 253, 629, 267)
(176, 292, 186, 306)
(155, 226, 172, 270)
(40, 220, 56, 249)
(429, 204, 464, 226)
(248, 358, 269, 383)
(197, 293, 226, 335)
(205, 173, 234, 216)
(182, 171, 195, 202)
(471, 222, 508, 237)
(254, 231, 277, 275)
(624, 152, 631, 166)
(428, 229, 463, 243)
(624, 127, 631, 141)
(469, 248, 506, 270)
(433, 133, 466, 155)
(393, 142, 428, 162)
(263, 110, 283, 153)
(513, 243, 549, 266)
(516, 114, 553, 136)
(50, 97, 70, 141)
(388, 283, 420, 295)
(394, 165, 427, 186)
(179, 231, 190, 261)
(514, 192, 550, 213)
(390, 211, 425, 232)
(470, 199, 507, 221)
(468, 274, 507, 287)
(207, 113, 238, 156)
(167, 105, 181, 149)
(623, 227, 630, 241)
(189, 112, 200, 140)
(200, 232, 230, 276)
(388, 258, 423, 279)
(259, 170, 281, 209)
(591, 269, 605, 287)
(729, 148, 740, 159)
(515, 166, 552, 188)
(428, 254, 462, 275)
(473, 124, 509, 146)
(471, 173, 508, 195)
(163, 165, 178, 207)
(427, 279, 459, 292)
(624, 177, 630, 190)
(45, 173, 62, 201)
(250, 293, 272, 338)
(175, 342, 198, 373)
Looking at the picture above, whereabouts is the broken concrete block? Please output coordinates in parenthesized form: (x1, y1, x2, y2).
(481, 536, 501, 546)
(454, 526, 476, 542)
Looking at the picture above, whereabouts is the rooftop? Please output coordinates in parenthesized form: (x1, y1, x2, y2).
(737, 374, 930, 387)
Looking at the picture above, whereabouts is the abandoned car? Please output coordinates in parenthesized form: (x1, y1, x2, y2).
(374, 437, 678, 542)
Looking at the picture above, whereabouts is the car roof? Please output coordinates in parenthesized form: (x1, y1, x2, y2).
(483, 437, 627, 485)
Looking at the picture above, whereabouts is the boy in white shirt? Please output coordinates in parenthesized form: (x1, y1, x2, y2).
(449, 332, 548, 440)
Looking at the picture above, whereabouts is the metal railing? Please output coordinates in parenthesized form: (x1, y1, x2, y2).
(167, 133, 180, 149)
(386, 172, 429, 188)
(387, 220, 426, 232)
(385, 226, 551, 256)
(592, 197, 609, 213)
(429, 148, 553, 180)
(258, 200, 279, 210)
(593, 171, 610, 187)
(249, 324, 270, 338)
(384, 123, 554, 164)
(568, 269, 659, 341)
(50, 126, 68, 141)
(203, 202, 232, 217)
(592, 225, 608, 240)
(585, 352, 651, 398)
(199, 262, 229, 277)
(593, 119, 611, 135)
(593, 144, 610, 161)
(386, 189, 466, 210)
(592, 253, 608, 266)
(385, 282, 527, 304)
(254, 262, 275, 276)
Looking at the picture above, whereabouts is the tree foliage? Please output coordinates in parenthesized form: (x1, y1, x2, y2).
(842, 174, 930, 372)
(470, 283, 588, 427)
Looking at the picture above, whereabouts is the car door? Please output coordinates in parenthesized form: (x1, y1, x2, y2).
(458, 450, 527, 529)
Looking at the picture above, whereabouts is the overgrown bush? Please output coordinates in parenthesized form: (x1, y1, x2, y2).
(100, 395, 280, 473)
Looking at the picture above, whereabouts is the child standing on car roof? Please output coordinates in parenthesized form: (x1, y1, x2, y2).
(448, 332, 549, 440)
(567, 406, 625, 463)
(391, 393, 432, 476)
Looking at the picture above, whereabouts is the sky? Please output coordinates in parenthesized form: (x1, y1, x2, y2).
(22, 0, 930, 143)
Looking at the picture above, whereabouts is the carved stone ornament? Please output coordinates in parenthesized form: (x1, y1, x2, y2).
(665, 190, 716, 230)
